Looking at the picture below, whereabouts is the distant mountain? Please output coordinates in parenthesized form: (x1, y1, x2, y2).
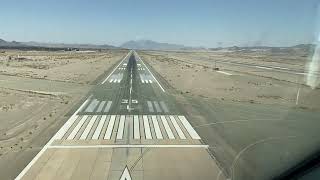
(121, 40, 203, 50)
(0, 38, 118, 49)
(20, 41, 118, 49)
(291, 44, 316, 51)
(0, 38, 26, 47)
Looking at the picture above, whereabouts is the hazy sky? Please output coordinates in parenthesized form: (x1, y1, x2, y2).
(0, 0, 319, 47)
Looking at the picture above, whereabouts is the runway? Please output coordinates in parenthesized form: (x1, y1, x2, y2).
(15, 50, 224, 180)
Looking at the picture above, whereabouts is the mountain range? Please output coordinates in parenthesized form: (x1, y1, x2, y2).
(120, 40, 204, 50)
(0, 38, 117, 49)
(0, 38, 316, 51)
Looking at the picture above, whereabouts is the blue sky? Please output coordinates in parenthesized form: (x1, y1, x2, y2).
(0, 0, 319, 47)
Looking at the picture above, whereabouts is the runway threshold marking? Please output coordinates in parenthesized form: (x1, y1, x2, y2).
(67, 115, 88, 140)
(143, 115, 152, 139)
(133, 115, 140, 139)
(92, 115, 107, 139)
(116, 115, 126, 139)
(178, 116, 201, 140)
(104, 115, 116, 139)
(101, 50, 132, 84)
(60, 115, 200, 141)
(152, 115, 163, 139)
(48, 144, 209, 148)
(79, 115, 98, 140)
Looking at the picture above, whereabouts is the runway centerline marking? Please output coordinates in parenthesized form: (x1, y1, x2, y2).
(101, 50, 132, 84)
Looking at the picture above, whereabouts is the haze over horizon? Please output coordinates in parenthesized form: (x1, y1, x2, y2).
(0, 0, 319, 48)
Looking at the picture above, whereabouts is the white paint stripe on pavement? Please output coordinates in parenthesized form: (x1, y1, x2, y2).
(104, 115, 116, 139)
(178, 116, 201, 139)
(92, 115, 107, 140)
(169, 115, 186, 139)
(149, 80, 152, 83)
(49, 144, 209, 148)
(101, 50, 132, 84)
(104, 101, 112, 112)
(109, 79, 114, 83)
(152, 115, 163, 139)
(67, 115, 89, 140)
(80, 115, 98, 140)
(134, 51, 165, 92)
(217, 71, 232, 75)
(160, 116, 175, 139)
(147, 101, 154, 112)
(133, 115, 140, 139)
(274, 66, 289, 70)
(255, 66, 272, 70)
(96, 101, 106, 112)
(143, 115, 152, 139)
(116, 115, 125, 139)
(57, 115, 79, 139)
(85, 99, 99, 112)
(55, 99, 90, 139)
(153, 101, 162, 113)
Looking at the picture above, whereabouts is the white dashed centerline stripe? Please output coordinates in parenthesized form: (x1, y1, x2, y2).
(104, 115, 116, 139)
(160, 116, 175, 139)
(178, 116, 201, 139)
(169, 115, 186, 139)
(80, 115, 98, 140)
(133, 115, 140, 139)
(152, 115, 163, 139)
(143, 115, 152, 139)
(67, 115, 89, 140)
(92, 115, 107, 140)
(116, 115, 125, 139)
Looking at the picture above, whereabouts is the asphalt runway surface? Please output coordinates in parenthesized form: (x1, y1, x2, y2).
(15, 50, 224, 180)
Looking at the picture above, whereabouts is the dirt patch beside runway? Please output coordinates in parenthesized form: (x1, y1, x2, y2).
(140, 51, 320, 110)
(139, 50, 320, 179)
(0, 49, 127, 180)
